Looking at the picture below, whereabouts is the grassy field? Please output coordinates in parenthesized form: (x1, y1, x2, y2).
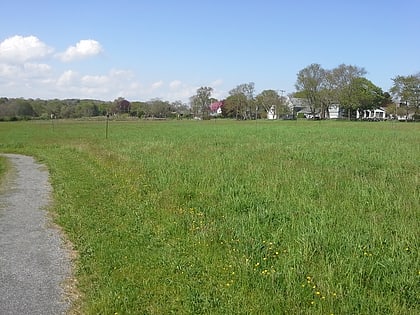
(0, 119, 419, 314)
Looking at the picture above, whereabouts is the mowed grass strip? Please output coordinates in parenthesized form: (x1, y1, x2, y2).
(0, 120, 419, 314)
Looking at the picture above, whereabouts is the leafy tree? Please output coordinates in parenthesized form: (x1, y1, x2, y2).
(147, 98, 171, 118)
(255, 89, 288, 118)
(112, 97, 131, 114)
(390, 73, 420, 119)
(171, 100, 190, 118)
(46, 99, 63, 118)
(348, 77, 384, 117)
(190, 86, 213, 119)
(130, 101, 148, 117)
(222, 93, 247, 119)
(331, 64, 367, 119)
(295, 63, 326, 116)
(13, 99, 35, 117)
(227, 82, 255, 119)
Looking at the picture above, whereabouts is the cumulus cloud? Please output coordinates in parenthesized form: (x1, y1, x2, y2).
(57, 70, 79, 87)
(0, 35, 53, 63)
(59, 39, 103, 62)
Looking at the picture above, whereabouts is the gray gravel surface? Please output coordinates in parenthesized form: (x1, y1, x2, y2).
(0, 154, 72, 315)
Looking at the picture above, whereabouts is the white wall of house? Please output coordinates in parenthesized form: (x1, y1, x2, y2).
(267, 105, 277, 120)
(328, 105, 341, 119)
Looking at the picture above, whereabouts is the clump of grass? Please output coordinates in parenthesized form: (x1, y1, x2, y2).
(0, 120, 418, 314)
(0, 155, 9, 187)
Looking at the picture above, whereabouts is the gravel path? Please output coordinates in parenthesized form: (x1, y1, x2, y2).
(0, 154, 72, 315)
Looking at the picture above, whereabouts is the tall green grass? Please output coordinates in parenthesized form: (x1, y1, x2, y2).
(0, 120, 419, 314)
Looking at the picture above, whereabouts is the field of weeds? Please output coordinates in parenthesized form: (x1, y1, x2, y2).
(0, 119, 419, 314)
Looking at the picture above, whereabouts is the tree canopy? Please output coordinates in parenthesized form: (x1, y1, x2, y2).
(294, 63, 386, 119)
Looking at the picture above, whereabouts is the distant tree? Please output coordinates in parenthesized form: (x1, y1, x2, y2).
(31, 99, 48, 117)
(331, 64, 367, 119)
(113, 97, 131, 114)
(75, 100, 101, 117)
(15, 99, 35, 117)
(295, 64, 326, 116)
(255, 89, 288, 118)
(46, 99, 63, 118)
(390, 73, 420, 119)
(227, 82, 255, 119)
(347, 77, 384, 118)
(171, 100, 190, 118)
(130, 101, 148, 117)
(190, 86, 213, 119)
(147, 98, 171, 118)
(222, 93, 247, 119)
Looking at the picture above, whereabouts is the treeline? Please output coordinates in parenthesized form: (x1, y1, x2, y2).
(2, 64, 419, 121)
(0, 97, 191, 121)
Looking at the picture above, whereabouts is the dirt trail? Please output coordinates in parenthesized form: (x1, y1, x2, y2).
(0, 154, 72, 315)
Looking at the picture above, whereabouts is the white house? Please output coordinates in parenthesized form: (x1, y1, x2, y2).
(356, 107, 386, 120)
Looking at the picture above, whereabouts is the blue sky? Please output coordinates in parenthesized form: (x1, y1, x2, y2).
(0, 0, 419, 102)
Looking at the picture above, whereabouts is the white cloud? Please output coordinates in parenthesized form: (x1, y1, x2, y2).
(169, 80, 182, 90)
(57, 70, 79, 87)
(23, 63, 52, 76)
(0, 35, 53, 63)
(59, 39, 103, 62)
(211, 79, 223, 87)
(81, 74, 109, 86)
(0, 63, 19, 77)
(151, 80, 164, 89)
